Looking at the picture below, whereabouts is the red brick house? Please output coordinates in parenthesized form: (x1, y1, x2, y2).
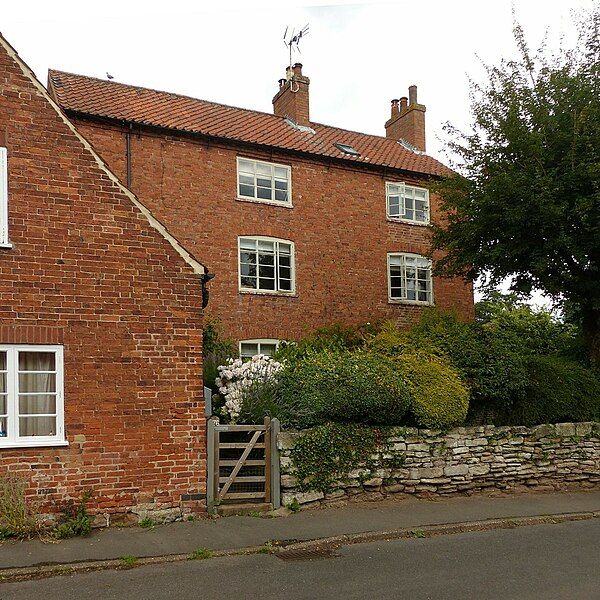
(48, 63, 474, 358)
(0, 34, 207, 522)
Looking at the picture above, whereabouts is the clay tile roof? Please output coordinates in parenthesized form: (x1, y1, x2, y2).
(48, 70, 450, 177)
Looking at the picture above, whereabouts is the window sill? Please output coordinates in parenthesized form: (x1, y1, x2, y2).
(388, 299, 434, 306)
(386, 217, 430, 227)
(236, 196, 293, 209)
(239, 289, 297, 298)
(0, 241, 13, 249)
(0, 439, 69, 449)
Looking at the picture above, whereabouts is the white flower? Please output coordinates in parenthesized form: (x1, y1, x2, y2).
(214, 354, 284, 422)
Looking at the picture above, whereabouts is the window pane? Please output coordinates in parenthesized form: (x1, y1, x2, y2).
(274, 189, 288, 202)
(256, 163, 272, 177)
(256, 187, 272, 200)
(238, 159, 255, 173)
(259, 265, 275, 279)
(388, 184, 401, 195)
(19, 416, 56, 437)
(258, 253, 274, 266)
(0, 417, 6, 437)
(389, 255, 402, 267)
(19, 373, 56, 393)
(274, 166, 288, 179)
(0, 373, 5, 394)
(0, 352, 5, 370)
(240, 238, 257, 251)
(259, 278, 276, 290)
(279, 255, 291, 268)
(258, 240, 275, 252)
(279, 266, 291, 280)
(240, 343, 259, 357)
(418, 291, 429, 302)
(259, 343, 278, 356)
(279, 278, 291, 291)
(240, 263, 256, 277)
(19, 352, 55, 372)
(274, 180, 288, 190)
(0, 394, 6, 415)
(240, 275, 257, 289)
(19, 394, 56, 415)
(240, 251, 257, 264)
(239, 174, 254, 185)
(278, 243, 291, 255)
(239, 184, 255, 197)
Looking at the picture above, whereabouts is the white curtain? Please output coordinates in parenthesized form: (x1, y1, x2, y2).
(18, 352, 55, 437)
(0, 352, 6, 436)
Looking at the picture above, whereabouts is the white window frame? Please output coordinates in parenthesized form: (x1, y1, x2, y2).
(386, 181, 430, 225)
(387, 252, 434, 305)
(236, 157, 293, 208)
(0, 147, 10, 247)
(0, 345, 67, 448)
(239, 339, 280, 360)
(238, 236, 296, 295)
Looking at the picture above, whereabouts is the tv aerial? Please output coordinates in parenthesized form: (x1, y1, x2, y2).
(283, 24, 309, 69)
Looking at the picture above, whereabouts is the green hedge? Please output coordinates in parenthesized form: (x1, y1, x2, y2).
(397, 353, 469, 430)
(275, 349, 412, 428)
(500, 356, 600, 426)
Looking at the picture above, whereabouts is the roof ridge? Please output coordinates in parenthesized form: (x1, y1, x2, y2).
(49, 69, 443, 160)
(49, 69, 289, 125)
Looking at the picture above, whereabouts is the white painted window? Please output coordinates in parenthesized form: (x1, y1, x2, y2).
(238, 236, 295, 294)
(386, 182, 430, 224)
(237, 157, 292, 206)
(0, 147, 8, 246)
(239, 339, 280, 360)
(388, 253, 433, 304)
(0, 345, 66, 448)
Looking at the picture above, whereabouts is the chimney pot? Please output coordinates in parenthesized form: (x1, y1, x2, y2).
(408, 85, 418, 105)
(385, 86, 426, 152)
(273, 64, 311, 125)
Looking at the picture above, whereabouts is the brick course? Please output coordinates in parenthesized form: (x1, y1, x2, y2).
(70, 115, 473, 344)
(0, 38, 205, 520)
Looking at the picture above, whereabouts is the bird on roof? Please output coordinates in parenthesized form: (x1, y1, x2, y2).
(106, 72, 114, 80)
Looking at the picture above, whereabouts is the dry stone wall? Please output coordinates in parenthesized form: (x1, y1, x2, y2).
(278, 422, 600, 508)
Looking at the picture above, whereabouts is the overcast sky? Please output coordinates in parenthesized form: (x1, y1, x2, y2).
(1, 0, 593, 306)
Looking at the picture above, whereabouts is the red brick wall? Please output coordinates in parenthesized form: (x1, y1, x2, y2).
(0, 42, 205, 519)
(73, 118, 474, 345)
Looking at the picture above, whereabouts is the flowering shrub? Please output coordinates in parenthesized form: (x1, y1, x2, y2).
(216, 355, 284, 422)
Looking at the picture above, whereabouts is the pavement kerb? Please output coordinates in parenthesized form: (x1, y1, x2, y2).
(1, 510, 598, 584)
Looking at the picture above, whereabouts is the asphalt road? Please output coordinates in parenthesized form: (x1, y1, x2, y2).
(1, 519, 599, 600)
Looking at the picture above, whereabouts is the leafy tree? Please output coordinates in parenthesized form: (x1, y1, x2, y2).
(432, 7, 600, 363)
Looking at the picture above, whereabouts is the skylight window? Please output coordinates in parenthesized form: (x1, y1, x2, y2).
(334, 143, 360, 156)
(398, 139, 426, 155)
(284, 117, 316, 135)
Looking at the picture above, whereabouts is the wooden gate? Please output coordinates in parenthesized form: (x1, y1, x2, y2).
(207, 416, 280, 514)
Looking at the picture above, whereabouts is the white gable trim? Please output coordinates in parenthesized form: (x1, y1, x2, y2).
(0, 34, 205, 276)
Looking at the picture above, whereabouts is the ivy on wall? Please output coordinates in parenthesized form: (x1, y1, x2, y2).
(289, 423, 405, 493)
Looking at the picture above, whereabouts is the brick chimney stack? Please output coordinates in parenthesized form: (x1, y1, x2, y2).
(385, 85, 426, 152)
(272, 63, 310, 126)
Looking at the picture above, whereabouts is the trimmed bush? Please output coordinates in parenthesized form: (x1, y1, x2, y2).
(274, 323, 369, 363)
(501, 356, 600, 426)
(397, 354, 469, 430)
(275, 349, 412, 428)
